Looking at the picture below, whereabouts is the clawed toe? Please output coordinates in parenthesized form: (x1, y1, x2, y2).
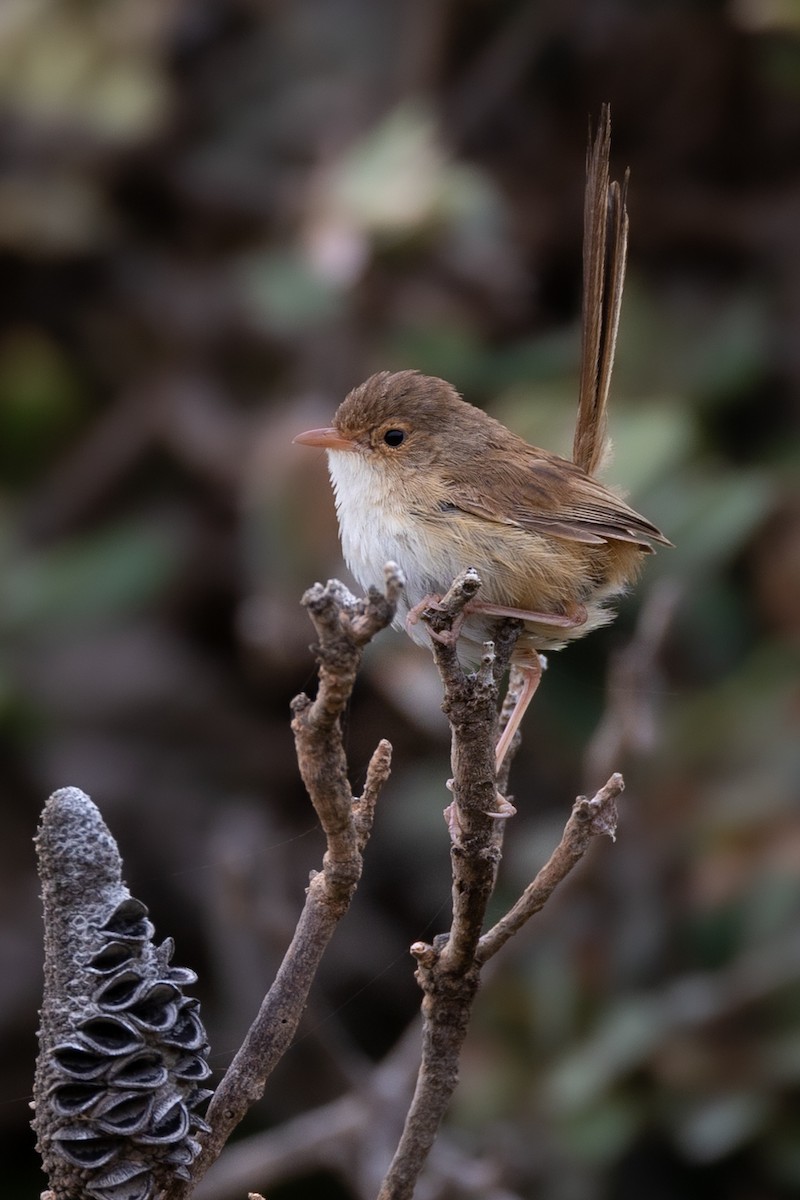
(486, 793, 516, 819)
(405, 593, 468, 646)
(405, 593, 443, 632)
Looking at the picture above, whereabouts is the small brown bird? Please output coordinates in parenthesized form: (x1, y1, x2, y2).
(295, 109, 670, 767)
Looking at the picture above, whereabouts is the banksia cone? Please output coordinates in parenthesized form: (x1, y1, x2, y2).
(33, 787, 212, 1200)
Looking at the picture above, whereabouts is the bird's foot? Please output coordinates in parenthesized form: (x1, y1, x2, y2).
(406, 593, 465, 645)
(406, 593, 441, 627)
(489, 791, 517, 819)
(444, 780, 515, 838)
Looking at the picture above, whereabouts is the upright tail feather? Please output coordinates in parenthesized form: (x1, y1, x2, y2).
(573, 105, 629, 477)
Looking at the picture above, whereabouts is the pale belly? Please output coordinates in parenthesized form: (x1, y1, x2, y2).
(327, 450, 616, 665)
(343, 516, 591, 663)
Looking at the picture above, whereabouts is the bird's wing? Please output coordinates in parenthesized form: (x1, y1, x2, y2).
(444, 453, 670, 550)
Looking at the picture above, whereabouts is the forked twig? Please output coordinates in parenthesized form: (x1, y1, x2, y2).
(168, 566, 402, 1197)
(376, 569, 622, 1200)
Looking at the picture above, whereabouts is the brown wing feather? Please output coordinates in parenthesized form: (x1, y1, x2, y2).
(443, 450, 671, 550)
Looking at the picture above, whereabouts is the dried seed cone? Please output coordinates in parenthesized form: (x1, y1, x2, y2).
(33, 788, 212, 1200)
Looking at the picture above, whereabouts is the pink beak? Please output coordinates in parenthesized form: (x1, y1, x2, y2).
(293, 426, 356, 451)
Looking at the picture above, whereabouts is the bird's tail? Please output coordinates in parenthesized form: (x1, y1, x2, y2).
(572, 104, 629, 477)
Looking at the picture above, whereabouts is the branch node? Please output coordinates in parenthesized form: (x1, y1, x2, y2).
(410, 941, 438, 968)
(421, 567, 482, 643)
(290, 692, 312, 719)
(383, 559, 406, 603)
(576, 771, 624, 841)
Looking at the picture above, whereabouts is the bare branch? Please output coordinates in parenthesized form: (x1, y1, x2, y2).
(377, 570, 518, 1200)
(155, 560, 623, 1200)
(376, 571, 625, 1199)
(172, 566, 401, 1196)
(477, 773, 624, 965)
(194, 1015, 526, 1200)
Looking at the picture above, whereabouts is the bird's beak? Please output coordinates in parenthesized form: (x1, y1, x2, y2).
(293, 427, 356, 451)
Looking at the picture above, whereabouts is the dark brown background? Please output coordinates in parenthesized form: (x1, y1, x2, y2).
(3, 1, 800, 1197)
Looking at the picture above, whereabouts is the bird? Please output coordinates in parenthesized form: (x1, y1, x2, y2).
(294, 107, 670, 769)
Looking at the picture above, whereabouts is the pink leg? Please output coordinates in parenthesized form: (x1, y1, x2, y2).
(495, 652, 544, 770)
(405, 594, 441, 628)
(408, 596, 587, 644)
(473, 600, 588, 630)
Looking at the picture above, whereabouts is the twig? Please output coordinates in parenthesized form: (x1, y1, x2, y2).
(193, 1014, 525, 1200)
(169, 565, 401, 1197)
(376, 572, 525, 1200)
(477, 774, 624, 964)
(377, 570, 625, 1200)
(193, 1020, 421, 1200)
(162, 561, 622, 1200)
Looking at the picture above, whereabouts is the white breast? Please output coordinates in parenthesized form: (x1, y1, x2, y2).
(327, 449, 443, 643)
(326, 447, 588, 663)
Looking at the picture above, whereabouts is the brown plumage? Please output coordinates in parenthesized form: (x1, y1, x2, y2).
(321, 369, 668, 652)
(295, 109, 670, 768)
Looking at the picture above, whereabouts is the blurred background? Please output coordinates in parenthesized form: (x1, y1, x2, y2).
(3, 1, 800, 1197)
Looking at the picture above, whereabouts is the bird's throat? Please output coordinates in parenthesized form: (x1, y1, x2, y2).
(327, 445, 455, 635)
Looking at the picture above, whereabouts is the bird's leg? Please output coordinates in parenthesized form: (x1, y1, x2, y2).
(495, 650, 544, 770)
(409, 597, 587, 648)
(471, 600, 588, 629)
(405, 593, 440, 628)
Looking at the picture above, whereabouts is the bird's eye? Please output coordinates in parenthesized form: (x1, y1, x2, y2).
(383, 429, 405, 448)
